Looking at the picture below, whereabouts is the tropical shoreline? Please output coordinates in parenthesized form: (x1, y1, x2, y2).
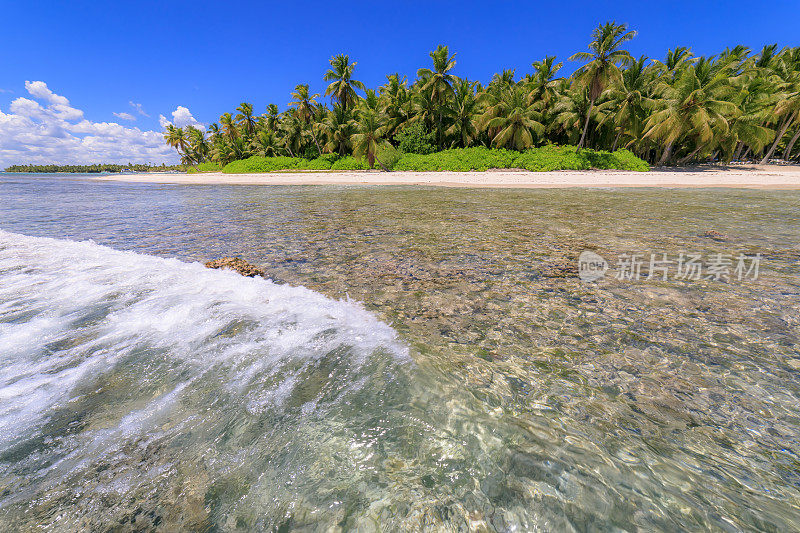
(93, 164, 800, 189)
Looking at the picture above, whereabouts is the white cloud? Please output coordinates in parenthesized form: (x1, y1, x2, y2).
(0, 81, 178, 168)
(50, 103, 84, 121)
(25, 81, 70, 106)
(9, 97, 46, 118)
(19, 81, 84, 122)
(159, 106, 205, 130)
(172, 106, 203, 128)
(113, 111, 136, 121)
(129, 101, 149, 117)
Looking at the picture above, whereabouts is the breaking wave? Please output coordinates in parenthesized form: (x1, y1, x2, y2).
(0, 229, 412, 526)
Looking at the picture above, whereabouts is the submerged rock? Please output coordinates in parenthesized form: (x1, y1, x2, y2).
(702, 230, 728, 241)
(204, 257, 266, 277)
(540, 258, 578, 278)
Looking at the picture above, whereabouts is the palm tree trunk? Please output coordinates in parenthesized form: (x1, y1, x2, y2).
(437, 112, 443, 149)
(577, 98, 595, 150)
(760, 117, 793, 164)
(311, 130, 322, 156)
(375, 153, 390, 172)
(657, 142, 674, 166)
(611, 131, 621, 151)
(733, 141, 745, 161)
(677, 145, 703, 166)
(782, 126, 800, 160)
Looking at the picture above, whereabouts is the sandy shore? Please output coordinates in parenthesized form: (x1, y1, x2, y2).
(93, 165, 800, 189)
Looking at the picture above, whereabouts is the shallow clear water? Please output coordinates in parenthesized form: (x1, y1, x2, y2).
(0, 173, 799, 531)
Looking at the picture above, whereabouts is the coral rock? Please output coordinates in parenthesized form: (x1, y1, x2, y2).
(204, 257, 266, 277)
(702, 230, 728, 241)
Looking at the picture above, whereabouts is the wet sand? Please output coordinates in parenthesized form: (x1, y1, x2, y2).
(94, 164, 800, 188)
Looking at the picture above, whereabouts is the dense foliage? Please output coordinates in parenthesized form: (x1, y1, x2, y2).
(394, 123, 436, 154)
(4, 163, 184, 173)
(221, 146, 648, 173)
(196, 161, 222, 172)
(165, 22, 800, 170)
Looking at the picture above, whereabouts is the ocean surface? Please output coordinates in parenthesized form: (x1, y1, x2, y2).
(1, 172, 799, 531)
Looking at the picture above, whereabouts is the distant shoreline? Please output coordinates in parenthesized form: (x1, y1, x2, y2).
(91, 165, 800, 189)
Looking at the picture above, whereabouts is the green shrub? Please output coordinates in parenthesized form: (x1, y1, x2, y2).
(512, 146, 650, 172)
(218, 146, 649, 173)
(298, 158, 333, 170)
(315, 153, 340, 164)
(512, 146, 590, 171)
(393, 147, 518, 171)
(376, 145, 401, 169)
(197, 161, 222, 172)
(394, 122, 435, 154)
(222, 156, 301, 173)
(185, 167, 199, 174)
(331, 156, 370, 170)
(609, 149, 650, 171)
(584, 150, 619, 169)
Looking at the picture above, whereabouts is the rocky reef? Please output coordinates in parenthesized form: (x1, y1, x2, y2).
(204, 257, 266, 277)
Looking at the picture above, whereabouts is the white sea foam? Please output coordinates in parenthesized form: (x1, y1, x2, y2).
(0, 229, 409, 457)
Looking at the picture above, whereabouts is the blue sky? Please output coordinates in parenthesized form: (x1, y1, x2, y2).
(1, 0, 798, 166)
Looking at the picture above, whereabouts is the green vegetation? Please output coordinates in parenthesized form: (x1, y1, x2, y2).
(394, 122, 436, 154)
(165, 21, 800, 171)
(221, 146, 649, 173)
(4, 163, 184, 173)
(330, 156, 370, 171)
(395, 145, 649, 172)
(223, 155, 337, 173)
(196, 161, 222, 172)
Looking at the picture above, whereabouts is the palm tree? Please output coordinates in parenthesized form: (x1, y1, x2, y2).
(235, 103, 256, 137)
(725, 71, 776, 161)
(780, 48, 800, 159)
(185, 125, 209, 163)
(289, 84, 323, 155)
(253, 129, 280, 157)
(760, 50, 800, 163)
(288, 84, 319, 122)
(323, 104, 356, 156)
(352, 107, 390, 170)
(361, 88, 381, 113)
(445, 78, 480, 147)
(163, 124, 189, 157)
(417, 45, 458, 148)
(490, 69, 516, 91)
(527, 56, 563, 108)
(280, 111, 305, 158)
(380, 73, 412, 137)
(479, 84, 545, 150)
(644, 59, 737, 164)
(220, 113, 238, 142)
(324, 54, 365, 111)
(552, 82, 593, 146)
(229, 135, 251, 161)
(596, 55, 652, 151)
(569, 21, 637, 148)
(411, 82, 438, 135)
(662, 47, 695, 73)
(265, 104, 280, 131)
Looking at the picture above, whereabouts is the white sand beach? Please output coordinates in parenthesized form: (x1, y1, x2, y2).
(94, 164, 800, 189)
